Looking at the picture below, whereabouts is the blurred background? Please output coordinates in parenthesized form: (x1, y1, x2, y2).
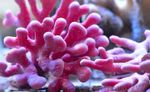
(0, 0, 20, 42)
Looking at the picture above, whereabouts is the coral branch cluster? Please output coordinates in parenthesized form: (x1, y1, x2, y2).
(81, 30, 150, 92)
(1, 0, 109, 92)
(3, 0, 150, 92)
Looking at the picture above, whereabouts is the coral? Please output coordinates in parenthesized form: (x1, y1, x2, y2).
(102, 73, 150, 92)
(97, 73, 150, 92)
(3, 0, 57, 28)
(1, 0, 109, 92)
(81, 30, 150, 92)
(91, 0, 144, 41)
(88, 3, 123, 37)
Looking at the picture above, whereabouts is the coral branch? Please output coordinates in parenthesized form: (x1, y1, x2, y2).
(2, 0, 108, 91)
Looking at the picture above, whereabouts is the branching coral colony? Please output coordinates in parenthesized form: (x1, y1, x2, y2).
(2, 0, 109, 92)
(2, 0, 150, 92)
(81, 30, 150, 92)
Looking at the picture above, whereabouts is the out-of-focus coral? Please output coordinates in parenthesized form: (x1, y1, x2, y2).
(81, 30, 150, 92)
(88, 4, 123, 37)
(3, 0, 57, 28)
(91, 0, 144, 41)
(1, 0, 109, 91)
(87, 3, 123, 37)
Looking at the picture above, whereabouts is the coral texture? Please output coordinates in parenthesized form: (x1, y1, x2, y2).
(81, 30, 150, 92)
(2, 0, 109, 92)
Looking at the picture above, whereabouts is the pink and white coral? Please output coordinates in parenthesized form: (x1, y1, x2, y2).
(1, 0, 109, 92)
(81, 30, 150, 92)
(3, 0, 57, 28)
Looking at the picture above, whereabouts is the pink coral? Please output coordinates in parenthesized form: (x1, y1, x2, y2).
(3, 0, 57, 28)
(2, 0, 109, 91)
(81, 30, 150, 92)
(102, 73, 149, 92)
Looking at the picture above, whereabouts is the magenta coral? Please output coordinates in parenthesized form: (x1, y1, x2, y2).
(81, 30, 150, 92)
(2, 0, 109, 91)
(3, 0, 57, 28)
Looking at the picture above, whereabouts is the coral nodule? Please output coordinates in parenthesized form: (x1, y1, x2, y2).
(2, 0, 109, 92)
